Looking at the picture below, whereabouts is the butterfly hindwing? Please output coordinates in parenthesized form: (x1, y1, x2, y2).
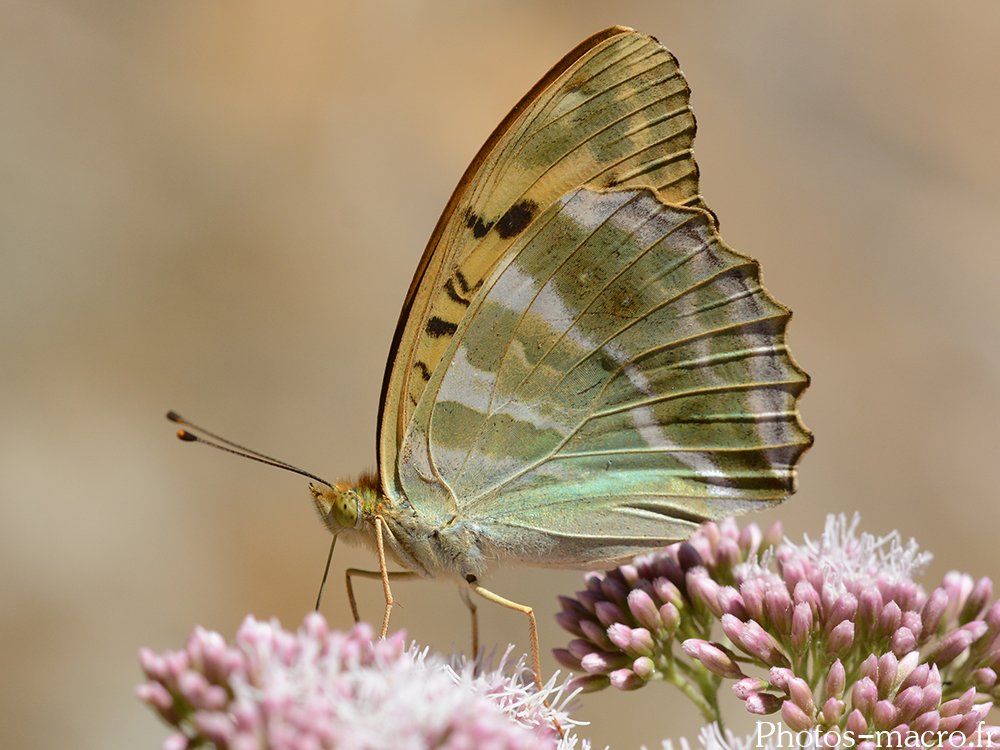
(397, 187, 809, 566)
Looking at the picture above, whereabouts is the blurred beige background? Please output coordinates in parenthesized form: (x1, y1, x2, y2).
(3, 1, 1000, 748)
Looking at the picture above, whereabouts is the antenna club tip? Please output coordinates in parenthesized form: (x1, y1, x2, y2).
(177, 430, 198, 442)
(166, 411, 183, 423)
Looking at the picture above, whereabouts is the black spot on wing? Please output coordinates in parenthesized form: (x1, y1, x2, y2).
(463, 208, 493, 239)
(443, 269, 480, 306)
(495, 199, 538, 239)
(413, 361, 431, 381)
(425, 316, 458, 338)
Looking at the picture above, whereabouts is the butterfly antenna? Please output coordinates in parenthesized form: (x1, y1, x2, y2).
(166, 411, 334, 489)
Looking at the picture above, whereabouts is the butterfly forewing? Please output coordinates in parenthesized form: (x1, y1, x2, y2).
(395, 187, 809, 566)
(380, 28, 707, 467)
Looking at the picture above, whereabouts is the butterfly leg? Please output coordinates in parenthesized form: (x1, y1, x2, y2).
(458, 586, 480, 663)
(466, 577, 541, 690)
(467, 577, 565, 739)
(344, 568, 418, 624)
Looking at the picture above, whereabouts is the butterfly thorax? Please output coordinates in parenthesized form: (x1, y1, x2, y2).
(310, 472, 489, 582)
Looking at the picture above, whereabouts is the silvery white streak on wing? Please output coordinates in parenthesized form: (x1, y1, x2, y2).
(485, 260, 538, 316)
(609, 190, 672, 249)
(435, 344, 497, 415)
(492, 397, 574, 437)
(559, 187, 635, 230)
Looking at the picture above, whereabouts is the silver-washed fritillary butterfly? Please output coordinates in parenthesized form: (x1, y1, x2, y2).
(177, 26, 811, 684)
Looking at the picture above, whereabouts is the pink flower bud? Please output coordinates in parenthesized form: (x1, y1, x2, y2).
(973, 667, 997, 690)
(555, 610, 586, 639)
(632, 656, 656, 680)
(600, 575, 631, 605)
(922, 588, 950, 638)
(580, 650, 629, 674)
(824, 592, 858, 635)
(846, 708, 868, 736)
(687, 568, 724, 617)
(765, 584, 793, 636)
(618, 564, 640, 586)
(959, 577, 992, 624)
(745, 692, 783, 715)
(927, 627, 978, 667)
(740, 579, 766, 624)
(609, 667, 645, 691)
(682, 639, 745, 679)
(958, 686, 976, 714)
(891, 627, 917, 656)
(910, 710, 939, 735)
(781, 699, 814, 731)
(788, 677, 815, 715)
(594, 600, 628, 628)
(859, 654, 878, 682)
(718, 586, 749, 620)
(568, 673, 612, 693)
(763, 521, 783, 549)
(825, 659, 846, 700)
(937, 714, 962, 734)
(739, 619, 790, 668)
(653, 578, 683, 609)
(135, 683, 179, 724)
(791, 602, 813, 654)
(873, 699, 897, 729)
(822, 697, 844, 724)
(734, 677, 769, 700)
(769, 667, 794, 691)
(894, 686, 924, 724)
(577, 590, 602, 614)
(878, 601, 902, 640)
(581, 619, 615, 651)
(852, 676, 878, 715)
(858, 587, 884, 633)
(606, 623, 633, 652)
(567, 639, 598, 661)
(627, 589, 662, 631)
(715, 538, 741, 573)
(793, 580, 820, 610)
(721, 613, 745, 645)
(628, 628, 656, 657)
(659, 602, 680, 633)
(826, 620, 854, 657)
(677, 543, 704, 571)
(739, 523, 763, 555)
(877, 652, 899, 696)
(552, 648, 582, 671)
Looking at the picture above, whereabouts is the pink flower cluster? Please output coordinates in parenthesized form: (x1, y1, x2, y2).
(137, 613, 577, 750)
(554, 514, 1000, 748)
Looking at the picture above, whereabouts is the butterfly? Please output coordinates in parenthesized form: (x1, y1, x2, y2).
(177, 26, 811, 684)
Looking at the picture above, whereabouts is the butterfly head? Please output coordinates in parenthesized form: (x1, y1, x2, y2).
(310, 481, 362, 535)
(310, 470, 383, 537)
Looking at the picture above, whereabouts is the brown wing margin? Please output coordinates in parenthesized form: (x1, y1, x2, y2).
(374, 26, 634, 468)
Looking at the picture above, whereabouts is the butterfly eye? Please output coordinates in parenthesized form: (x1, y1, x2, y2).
(332, 489, 359, 530)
